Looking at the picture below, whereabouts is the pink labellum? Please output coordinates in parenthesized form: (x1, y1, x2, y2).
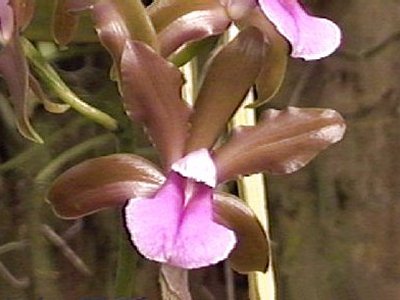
(258, 0, 341, 60)
(125, 172, 236, 269)
(0, 0, 14, 45)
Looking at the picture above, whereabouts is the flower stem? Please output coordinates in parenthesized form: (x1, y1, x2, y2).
(113, 228, 138, 298)
(227, 26, 276, 300)
(21, 37, 118, 131)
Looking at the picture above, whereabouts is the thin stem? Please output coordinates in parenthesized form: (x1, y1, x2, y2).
(35, 134, 114, 182)
(21, 37, 118, 131)
(227, 26, 276, 300)
(0, 118, 87, 173)
(28, 133, 114, 298)
(113, 228, 138, 297)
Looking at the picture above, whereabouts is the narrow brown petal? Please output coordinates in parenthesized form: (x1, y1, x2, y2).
(185, 27, 265, 153)
(47, 154, 165, 219)
(0, 36, 42, 143)
(238, 7, 289, 107)
(148, 0, 230, 57)
(52, 0, 80, 46)
(214, 192, 269, 273)
(13, 0, 35, 31)
(159, 8, 230, 57)
(121, 40, 191, 169)
(214, 107, 346, 183)
(91, 0, 158, 63)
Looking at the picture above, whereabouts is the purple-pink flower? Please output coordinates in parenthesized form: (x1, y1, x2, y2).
(125, 149, 236, 269)
(257, 0, 341, 60)
(0, 0, 14, 46)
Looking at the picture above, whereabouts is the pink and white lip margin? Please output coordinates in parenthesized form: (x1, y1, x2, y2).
(258, 0, 341, 60)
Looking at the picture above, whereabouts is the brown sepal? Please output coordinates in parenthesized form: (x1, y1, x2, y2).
(148, 0, 230, 57)
(47, 154, 165, 219)
(214, 192, 269, 273)
(52, 0, 80, 46)
(214, 107, 346, 182)
(185, 26, 265, 153)
(120, 40, 191, 169)
(0, 35, 43, 143)
(238, 7, 289, 107)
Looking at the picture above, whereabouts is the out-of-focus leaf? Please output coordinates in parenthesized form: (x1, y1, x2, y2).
(214, 192, 269, 273)
(29, 74, 70, 114)
(91, 0, 158, 63)
(13, 0, 35, 31)
(52, 0, 80, 46)
(149, 0, 230, 57)
(185, 27, 265, 153)
(121, 40, 191, 169)
(214, 107, 346, 182)
(0, 36, 43, 143)
(0, 0, 14, 47)
(238, 8, 288, 107)
(47, 154, 165, 219)
(160, 265, 192, 300)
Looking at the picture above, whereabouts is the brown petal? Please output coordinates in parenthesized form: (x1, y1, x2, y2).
(52, 0, 80, 46)
(148, 0, 230, 57)
(0, 36, 43, 143)
(13, 0, 35, 31)
(47, 154, 165, 219)
(185, 27, 265, 153)
(214, 107, 346, 182)
(238, 7, 289, 107)
(91, 0, 158, 63)
(214, 192, 269, 273)
(121, 40, 191, 169)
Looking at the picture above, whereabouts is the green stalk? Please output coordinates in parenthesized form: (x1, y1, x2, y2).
(21, 38, 118, 131)
(113, 230, 139, 297)
(227, 26, 276, 300)
(28, 134, 114, 297)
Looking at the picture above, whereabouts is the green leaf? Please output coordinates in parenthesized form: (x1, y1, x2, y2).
(185, 26, 265, 153)
(214, 192, 269, 273)
(47, 154, 165, 219)
(214, 107, 346, 182)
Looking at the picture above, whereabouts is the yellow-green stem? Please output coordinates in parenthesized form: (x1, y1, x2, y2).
(227, 26, 276, 300)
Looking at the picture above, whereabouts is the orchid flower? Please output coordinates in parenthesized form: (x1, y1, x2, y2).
(148, 0, 341, 60)
(55, 0, 341, 107)
(47, 30, 346, 271)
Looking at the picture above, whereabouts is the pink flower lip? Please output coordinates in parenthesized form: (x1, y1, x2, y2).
(258, 0, 341, 60)
(125, 150, 236, 269)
